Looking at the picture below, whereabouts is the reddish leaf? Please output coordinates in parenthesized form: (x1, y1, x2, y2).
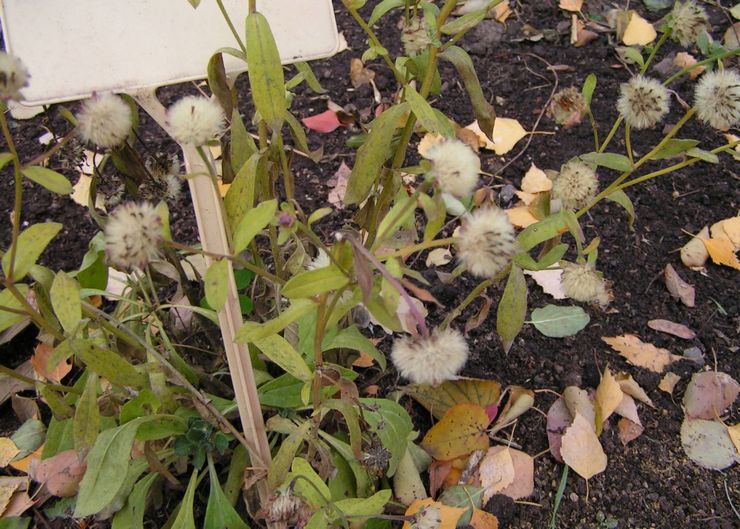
(618, 417, 644, 445)
(301, 109, 343, 133)
(647, 319, 696, 340)
(28, 449, 86, 497)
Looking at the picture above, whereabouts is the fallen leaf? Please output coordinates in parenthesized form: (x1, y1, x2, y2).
(479, 446, 515, 502)
(681, 417, 738, 470)
(615, 372, 654, 408)
(673, 52, 705, 80)
(683, 371, 740, 420)
(327, 161, 351, 209)
(680, 227, 709, 269)
(31, 342, 72, 383)
(418, 133, 445, 157)
(618, 417, 644, 445)
(596, 368, 623, 425)
(560, 412, 608, 479)
(728, 424, 740, 453)
(402, 499, 465, 529)
(546, 398, 571, 462)
(9, 445, 42, 473)
(524, 268, 567, 299)
(602, 334, 681, 373)
(492, 1, 513, 23)
(0, 438, 20, 467)
(464, 295, 493, 334)
(405, 378, 502, 420)
(352, 350, 376, 368)
(11, 395, 39, 422)
(710, 216, 740, 250)
(622, 12, 657, 45)
(426, 248, 453, 267)
(428, 460, 453, 498)
(613, 394, 641, 425)
(302, 110, 343, 134)
(658, 372, 681, 395)
(723, 21, 740, 50)
(491, 386, 534, 434)
(506, 206, 538, 228)
(350, 58, 375, 88)
(0, 477, 27, 517)
(514, 190, 537, 205)
(421, 404, 491, 461)
(521, 163, 552, 193)
(559, 0, 583, 12)
(466, 118, 527, 155)
(470, 508, 499, 529)
(563, 386, 596, 431)
(574, 27, 599, 47)
(647, 319, 696, 340)
(495, 447, 534, 500)
(703, 238, 740, 270)
(3, 490, 34, 517)
(28, 449, 86, 497)
(664, 264, 695, 307)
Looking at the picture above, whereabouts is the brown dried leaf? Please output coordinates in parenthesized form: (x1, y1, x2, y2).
(618, 417, 644, 445)
(0, 438, 20, 467)
(349, 58, 375, 88)
(29, 449, 86, 497)
(615, 372, 654, 407)
(680, 227, 709, 269)
(524, 267, 567, 299)
(602, 334, 681, 373)
(496, 447, 534, 500)
(479, 446, 515, 502)
(614, 394, 641, 425)
(710, 216, 740, 250)
(327, 161, 351, 209)
(683, 371, 740, 420)
(426, 248, 452, 267)
(673, 52, 705, 80)
(465, 295, 493, 333)
(647, 319, 696, 340)
(563, 386, 596, 431)
(658, 372, 681, 395)
(521, 163, 552, 193)
(622, 12, 656, 45)
(560, 412, 608, 480)
(506, 206, 538, 228)
(470, 509, 500, 529)
(728, 423, 740, 453)
(31, 342, 72, 383)
(596, 368, 623, 425)
(702, 238, 740, 270)
(559, 0, 583, 11)
(421, 404, 491, 461)
(664, 264, 695, 307)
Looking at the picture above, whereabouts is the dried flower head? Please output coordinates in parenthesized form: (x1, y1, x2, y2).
(425, 138, 480, 198)
(76, 93, 133, 149)
(552, 160, 598, 210)
(264, 489, 307, 525)
(410, 505, 442, 529)
(561, 262, 611, 306)
(457, 207, 517, 278)
(617, 76, 670, 130)
(694, 69, 740, 130)
(671, 1, 708, 48)
(402, 18, 433, 56)
(391, 327, 469, 386)
(167, 96, 225, 146)
(105, 202, 163, 269)
(0, 52, 29, 101)
(146, 155, 182, 202)
(548, 87, 587, 128)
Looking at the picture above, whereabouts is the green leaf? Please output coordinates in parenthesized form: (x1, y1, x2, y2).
(323, 325, 386, 370)
(0, 518, 30, 529)
(290, 457, 331, 507)
(405, 85, 455, 138)
(50, 271, 81, 334)
(345, 103, 409, 205)
(606, 189, 636, 228)
(321, 400, 363, 459)
(171, 470, 199, 529)
(0, 152, 15, 171)
(205, 458, 250, 529)
(333, 489, 392, 519)
(580, 152, 633, 172)
(319, 432, 371, 498)
(225, 153, 264, 231)
(21, 166, 72, 195)
(615, 46, 644, 67)
(441, 9, 487, 35)
(232, 199, 277, 254)
(531, 305, 590, 338)
(74, 340, 147, 389)
(235, 298, 316, 343)
(282, 266, 349, 299)
(208, 53, 233, 118)
(111, 473, 158, 529)
(294, 61, 327, 94)
(2, 222, 62, 281)
(230, 109, 257, 174)
(517, 211, 567, 252)
(643, 0, 672, 11)
(649, 139, 700, 160)
(439, 46, 495, 139)
(74, 372, 100, 454)
(496, 265, 527, 353)
(245, 12, 287, 129)
(582, 73, 597, 108)
(368, 0, 404, 25)
(250, 333, 313, 381)
(687, 147, 719, 163)
(373, 193, 418, 249)
(514, 243, 569, 271)
(438, 485, 485, 525)
(11, 419, 46, 458)
(268, 420, 312, 488)
(361, 398, 414, 476)
(186, 0, 201, 7)
(0, 285, 29, 333)
(75, 417, 150, 517)
(205, 259, 230, 311)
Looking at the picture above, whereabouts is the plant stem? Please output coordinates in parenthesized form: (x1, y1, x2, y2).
(640, 29, 670, 75)
(625, 123, 633, 165)
(248, 0, 256, 14)
(217, 0, 247, 55)
(664, 47, 740, 86)
(597, 116, 623, 153)
(274, 132, 294, 200)
(377, 236, 457, 260)
(312, 296, 327, 409)
(0, 110, 23, 284)
(440, 276, 495, 329)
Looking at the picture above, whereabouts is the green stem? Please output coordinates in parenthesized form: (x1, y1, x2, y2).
(312, 296, 327, 410)
(0, 110, 23, 284)
(216, 0, 247, 55)
(598, 116, 623, 153)
(248, 0, 256, 14)
(664, 47, 740, 86)
(440, 277, 495, 329)
(274, 132, 294, 200)
(587, 109, 599, 151)
(377, 236, 456, 260)
(625, 124, 633, 165)
(640, 29, 670, 75)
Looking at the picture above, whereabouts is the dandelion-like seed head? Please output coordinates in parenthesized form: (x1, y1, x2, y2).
(694, 69, 740, 130)
(561, 262, 611, 306)
(617, 76, 670, 130)
(671, 1, 708, 48)
(402, 18, 433, 56)
(76, 93, 133, 149)
(457, 207, 517, 278)
(548, 87, 587, 127)
(0, 52, 29, 101)
(105, 202, 163, 270)
(411, 506, 442, 529)
(425, 138, 480, 198)
(391, 328, 469, 386)
(167, 96, 225, 146)
(552, 160, 599, 210)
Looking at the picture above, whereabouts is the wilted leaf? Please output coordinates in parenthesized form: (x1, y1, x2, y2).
(561, 413, 607, 479)
(465, 295, 493, 334)
(466, 118, 527, 155)
(531, 305, 590, 338)
(546, 397, 571, 462)
(618, 418, 644, 445)
(31, 342, 71, 384)
(0, 438, 20, 467)
(421, 404, 491, 461)
(506, 207, 538, 228)
(302, 110, 343, 134)
(603, 334, 681, 373)
(491, 386, 534, 434)
(681, 418, 738, 470)
(563, 386, 596, 431)
(622, 12, 656, 45)
(615, 372, 654, 408)
(350, 58, 375, 88)
(402, 499, 465, 529)
(488, 446, 534, 500)
(328, 161, 351, 209)
(405, 379, 502, 420)
(596, 368, 623, 425)
(683, 371, 740, 420)
(0, 476, 27, 517)
(680, 227, 709, 269)
(524, 268, 567, 299)
(470, 508, 499, 529)
(559, 0, 583, 12)
(426, 248, 453, 267)
(613, 394, 641, 425)
(647, 319, 696, 340)
(521, 164, 552, 193)
(702, 238, 740, 270)
(664, 264, 695, 307)
(658, 372, 681, 394)
(29, 449, 86, 497)
(479, 446, 515, 502)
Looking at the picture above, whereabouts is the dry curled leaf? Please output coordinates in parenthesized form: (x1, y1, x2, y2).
(618, 417, 644, 445)
(560, 412, 608, 480)
(602, 334, 682, 373)
(28, 449, 86, 497)
(349, 58, 375, 88)
(327, 161, 351, 209)
(559, 0, 583, 12)
(615, 372, 654, 408)
(728, 423, 740, 453)
(702, 238, 740, 270)
(521, 163, 552, 193)
(664, 264, 695, 307)
(506, 206, 538, 228)
(658, 372, 681, 395)
(673, 52, 705, 80)
(466, 118, 527, 155)
(680, 227, 709, 269)
(426, 248, 453, 267)
(524, 267, 567, 299)
(465, 295, 492, 334)
(683, 371, 740, 420)
(0, 438, 20, 467)
(647, 319, 696, 340)
(495, 448, 534, 500)
(563, 386, 596, 431)
(596, 368, 623, 425)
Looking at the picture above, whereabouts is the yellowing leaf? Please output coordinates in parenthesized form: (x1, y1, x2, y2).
(521, 163, 552, 193)
(479, 446, 515, 502)
(466, 118, 527, 155)
(402, 499, 465, 529)
(506, 206, 538, 228)
(559, 0, 583, 12)
(703, 238, 740, 270)
(595, 368, 623, 425)
(602, 334, 682, 373)
(470, 508, 500, 529)
(405, 378, 502, 420)
(710, 216, 740, 250)
(658, 372, 681, 395)
(493, 2, 512, 23)
(728, 423, 740, 454)
(560, 412, 607, 480)
(421, 403, 491, 461)
(680, 226, 709, 269)
(0, 438, 20, 467)
(622, 12, 656, 45)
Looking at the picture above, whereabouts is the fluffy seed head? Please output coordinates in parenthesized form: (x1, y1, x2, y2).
(425, 138, 480, 197)
(552, 160, 598, 210)
(671, 1, 708, 48)
(167, 96, 225, 146)
(411, 506, 442, 529)
(105, 202, 163, 269)
(77, 93, 133, 149)
(617, 76, 670, 130)
(402, 18, 433, 56)
(694, 69, 740, 130)
(548, 87, 587, 128)
(391, 328, 469, 386)
(561, 262, 611, 306)
(0, 52, 29, 101)
(307, 249, 331, 270)
(457, 207, 517, 278)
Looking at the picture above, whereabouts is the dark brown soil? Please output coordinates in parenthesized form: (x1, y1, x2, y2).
(1, 1, 738, 528)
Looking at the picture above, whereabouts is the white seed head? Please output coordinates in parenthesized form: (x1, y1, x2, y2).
(167, 96, 225, 146)
(561, 262, 611, 306)
(411, 506, 442, 529)
(391, 328, 469, 386)
(552, 160, 599, 210)
(76, 93, 133, 149)
(617, 76, 670, 130)
(105, 202, 163, 269)
(457, 207, 517, 278)
(694, 69, 740, 130)
(671, 1, 708, 48)
(402, 18, 433, 56)
(425, 138, 480, 198)
(306, 249, 331, 270)
(0, 52, 29, 101)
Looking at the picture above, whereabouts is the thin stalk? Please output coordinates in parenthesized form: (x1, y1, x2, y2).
(587, 109, 599, 151)
(377, 236, 456, 260)
(248, 0, 256, 14)
(216, 0, 247, 54)
(373, 187, 424, 248)
(625, 123, 633, 165)
(312, 296, 328, 409)
(440, 277, 495, 329)
(548, 465, 570, 529)
(0, 110, 23, 283)
(23, 129, 76, 168)
(0, 363, 82, 395)
(598, 115, 623, 153)
(664, 47, 740, 86)
(274, 132, 294, 200)
(640, 30, 670, 75)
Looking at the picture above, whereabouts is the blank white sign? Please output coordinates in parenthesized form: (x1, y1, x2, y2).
(1, 0, 340, 105)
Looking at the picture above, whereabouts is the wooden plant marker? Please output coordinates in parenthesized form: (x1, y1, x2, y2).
(2, 0, 340, 504)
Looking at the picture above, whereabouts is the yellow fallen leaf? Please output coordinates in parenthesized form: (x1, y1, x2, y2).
(615, 372, 654, 407)
(506, 206, 538, 228)
(480, 446, 515, 502)
(0, 477, 26, 517)
(9, 445, 43, 473)
(418, 133, 444, 158)
(466, 118, 527, 155)
(703, 238, 740, 270)
(218, 179, 231, 197)
(0, 438, 20, 467)
(421, 403, 490, 461)
(596, 368, 623, 426)
(658, 372, 681, 395)
(560, 412, 607, 479)
(403, 499, 465, 529)
(602, 334, 681, 373)
(729, 423, 740, 453)
(559, 0, 583, 11)
(710, 217, 740, 250)
(622, 12, 656, 46)
(521, 163, 552, 193)
(471, 508, 500, 529)
(493, 1, 512, 23)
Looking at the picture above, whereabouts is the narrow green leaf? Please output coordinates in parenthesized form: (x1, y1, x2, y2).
(290, 457, 332, 507)
(208, 53, 233, 117)
(2, 222, 62, 281)
(405, 85, 455, 138)
(333, 489, 392, 518)
(345, 103, 409, 205)
(232, 199, 277, 254)
(606, 189, 636, 228)
(111, 473, 158, 529)
(615, 46, 644, 67)
(531, 305, 590, 337)
(205, 458, 250, 529)
(50, 271, 81, 334)
(0, 517, 30, 529)
(373, 193, 418, 249)
(0, 152, 15, 171)
(496, 265, 527, 353)
(250, 333, 313, 381)
(230, 109, 257, 174)
(268, 420, 312, 488)
(21, 166, 72, 195)
(74, 372, 100, 454)
(225, 152, 264, 231)
(186, 0, 201, 7)
(368, 0, 404, 25)
(687, 147, 719, 163)
(361, 398, 414, 476)
(236, 298, 316, 343)
(205, 259, 230, 311)
(245, 12, 287, 129)
(580, 152, 633, 172)
(517, 212, 567, 252)
(649, 138, 700, 160)
(74, 340, 147, 389)
(0, 285, 29, 333)
(171, 470, 199, 529)
(294, 61, 327, 94)
(323, 325, 386, 370)
(321, 400, 363, 459)
(282, 266, 349, 299)
(582, 73, 597, 108)
(440, 9, 487, 35)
